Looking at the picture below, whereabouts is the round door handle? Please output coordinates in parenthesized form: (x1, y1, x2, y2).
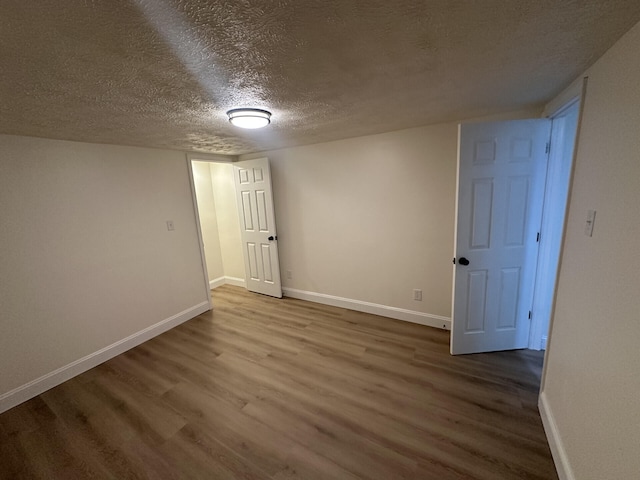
(457, 257, 470, 266)
(268, 235, 277, 241)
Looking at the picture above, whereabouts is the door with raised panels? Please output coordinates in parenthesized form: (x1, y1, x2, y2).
(233, 158, 282, 298)
(451, 119, 551, 354)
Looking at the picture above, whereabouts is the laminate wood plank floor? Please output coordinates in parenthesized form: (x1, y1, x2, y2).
(0, 285, 558, 479)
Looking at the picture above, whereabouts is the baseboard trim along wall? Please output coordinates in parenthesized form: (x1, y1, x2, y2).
(210, 276, 246, 290)
(282, 287, 451, 330)
(224, 276, 246, 287)
(0, 301, 210, 414)
(209, 276, 226, 289)
(539, 391, 575, 480)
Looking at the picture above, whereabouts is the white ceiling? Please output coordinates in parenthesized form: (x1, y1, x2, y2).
(2, 1, 640, 155)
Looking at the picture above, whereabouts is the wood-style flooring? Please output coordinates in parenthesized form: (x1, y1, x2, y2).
(0, 285, 558, 479)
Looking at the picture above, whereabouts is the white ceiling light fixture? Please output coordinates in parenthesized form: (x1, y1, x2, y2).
(227, 108, 272, 129)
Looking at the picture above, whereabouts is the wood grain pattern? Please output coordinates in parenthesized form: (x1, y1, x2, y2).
(0, 285, 558, 479)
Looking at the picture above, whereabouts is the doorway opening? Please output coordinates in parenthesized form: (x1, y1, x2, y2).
(188, 155, 247, 300)
(451, 90, 583, 355)
(187, 154, 284, 303)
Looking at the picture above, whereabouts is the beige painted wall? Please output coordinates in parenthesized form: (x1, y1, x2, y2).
(242, 124, 459, 317)
(541, 21, 640, 479)
(192, 161, 224, 282)
(0, 135, 208, 396)
(240, 109, 540, 319)
(209, 163, 245, 280)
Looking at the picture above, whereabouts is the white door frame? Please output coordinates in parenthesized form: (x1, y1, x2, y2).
(528, 97, 581, 350)
(529, 77, 588, 356)
(539, 78, 589, 401)
(185, 152, 237, 309)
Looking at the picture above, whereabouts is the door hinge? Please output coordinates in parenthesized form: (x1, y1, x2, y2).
(536, 232, 540, 242)
(528, 310, 532, 320)
(545, 142, 550, 154)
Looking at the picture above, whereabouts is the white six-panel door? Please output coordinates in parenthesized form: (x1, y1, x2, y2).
(233, 158, 282, 298)
(451, 119, 551, 355)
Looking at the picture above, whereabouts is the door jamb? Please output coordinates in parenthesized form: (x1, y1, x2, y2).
(529, 80, 587, 351)
(185, 152, 238, 309)
(539, 77, 588, 390)
(528, 98, 581, 350)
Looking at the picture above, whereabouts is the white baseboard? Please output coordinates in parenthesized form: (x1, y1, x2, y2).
(224, 276, 246, 287)
(209, 276, 226, 289)
(0, 301, 210, 414)
(539, 391, 575, 480)
(282, 287, 451, 330)
(210, 276, 246, 290)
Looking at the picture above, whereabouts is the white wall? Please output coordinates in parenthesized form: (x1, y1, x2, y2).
(209, 163, 245, 280)
(540, 20, 640, 480)
(192, 161, 225, 282)
(241, 110, 540, 324)
(0, 135, 209, 410)
(242, 123, 459, 320)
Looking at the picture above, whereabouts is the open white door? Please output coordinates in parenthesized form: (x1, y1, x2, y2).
(451, 119, 551, 355)
(233, 157, 283, 298)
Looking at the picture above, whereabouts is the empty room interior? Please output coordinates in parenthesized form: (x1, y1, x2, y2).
(1, 2, 640, 479)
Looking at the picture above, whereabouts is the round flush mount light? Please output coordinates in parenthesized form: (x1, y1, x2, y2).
(227, 108, 271, 129)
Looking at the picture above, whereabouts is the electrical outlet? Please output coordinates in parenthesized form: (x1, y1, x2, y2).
(286, 270, 292, 279)
(166, 220, 175, 231)
(413, 289, 422, 301)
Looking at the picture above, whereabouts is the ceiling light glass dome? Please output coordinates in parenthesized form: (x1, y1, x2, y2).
(227, 108, 272, 129)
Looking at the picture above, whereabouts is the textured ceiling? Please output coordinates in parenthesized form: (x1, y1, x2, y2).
(2, 1, 640, 155)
